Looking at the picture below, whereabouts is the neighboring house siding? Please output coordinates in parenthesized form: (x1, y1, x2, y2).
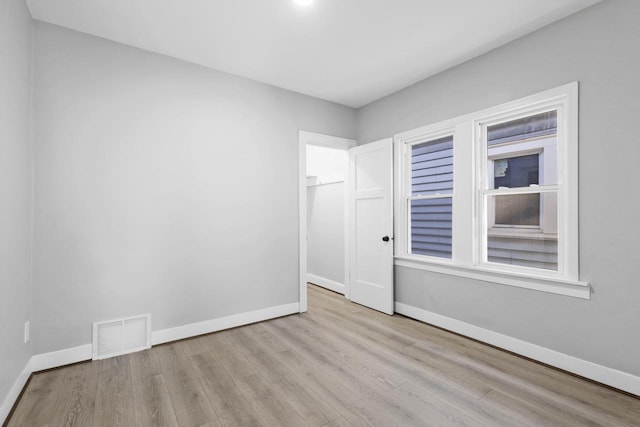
(488, 235, 558, 270)
(488, 111, 557, 146)
(411, 137, 453, 258)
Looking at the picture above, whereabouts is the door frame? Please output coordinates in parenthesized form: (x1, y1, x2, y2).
(299, 131, 357, 312)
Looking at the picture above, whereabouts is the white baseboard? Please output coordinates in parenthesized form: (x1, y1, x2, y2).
(1, 302, 300, 425)
(395, 302, 640, 397)
(151, 302, 300, 345)
(307, 274, 345, 295)
(0, 360, 31, 425)
(27, 302, 300, 371)
(30, 344, 93, 372)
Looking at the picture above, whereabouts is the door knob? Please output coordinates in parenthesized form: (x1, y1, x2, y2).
(382, 236, 390, 242)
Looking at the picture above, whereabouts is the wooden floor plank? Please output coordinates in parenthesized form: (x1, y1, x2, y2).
(305, 299, 493, 400)
(243, 348, 294, 382)
(391, 380, 496, 427)
(7, 368, 66, 427)
(272, 348, 399, 427)
(6, 284, 640, 427)
(191, 353, 263, 427)
(130, 348, 180, 427)
(628, 400, 640, 421)
(243, 321, 292, 353)
(323, 416, 355, 427)
(479, 389, 599, 427)
(264, 321, 445, 426)
(270, 314, 407, 390)
(154, 343, 221, 426)
(269, 372, 340, 427)
(47, 362, 98, 427)
(92, 357, 135, 427)
(308, 286, 639, 426)
(236, 373, 312, 427)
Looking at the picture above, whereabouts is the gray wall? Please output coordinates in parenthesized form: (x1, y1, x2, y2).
(0, 0, 33, 405)
(307, 183, 346, 285)
(32, 22, 355, 354)
(356, 0, 640, 376)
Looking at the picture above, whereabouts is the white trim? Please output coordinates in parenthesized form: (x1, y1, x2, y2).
(299, 131, 357, 311)
(307, 273, 346, 295)
(0, 360, 32, 425)
(393, 83, 578, 143)
(30, 343, 93, 372)
(151, 303, 300, 345)
(564, 82, 580, 280)
(306, 177, 345, 187)
(474, 84, 578, 279)
(395, 257, 590, 299)
(299, 134, 308, 312)
(28, 303, 300, 369)
(395, 302, 640, 397)
(343, 156, 351, 300)
(299, 131, 356, 149)
(1, 303, 300, 424)
(394, 121, 461, 262)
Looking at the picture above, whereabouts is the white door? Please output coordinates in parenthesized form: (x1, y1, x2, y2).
(348, 138, 394, 314)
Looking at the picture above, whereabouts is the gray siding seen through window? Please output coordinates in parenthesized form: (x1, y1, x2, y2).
(411, 136, 453, 258)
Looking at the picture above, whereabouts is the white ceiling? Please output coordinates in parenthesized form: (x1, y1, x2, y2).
(26, 0, 601, 108)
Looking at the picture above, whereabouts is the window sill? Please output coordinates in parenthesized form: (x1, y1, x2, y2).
(394, 256, 590, 299)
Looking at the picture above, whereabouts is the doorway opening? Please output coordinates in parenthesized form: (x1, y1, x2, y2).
(298, 131, 356, 312)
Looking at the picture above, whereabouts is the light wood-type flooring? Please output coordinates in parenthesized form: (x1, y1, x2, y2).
(7, 284, 640, 426)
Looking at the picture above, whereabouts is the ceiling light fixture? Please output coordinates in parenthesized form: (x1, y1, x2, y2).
(293, 0, 314, 7)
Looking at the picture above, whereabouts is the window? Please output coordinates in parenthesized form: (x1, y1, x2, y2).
(408, 135, 454, 259)
(394, 83, 587, 298)
(481, 111, 559, 271)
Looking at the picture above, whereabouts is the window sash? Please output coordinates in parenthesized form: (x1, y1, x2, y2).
(481, 189, 560, 273)
(478, 107, 563, 276)
(480, 185, 558, 196)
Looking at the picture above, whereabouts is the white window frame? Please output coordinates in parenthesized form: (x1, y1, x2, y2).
(394, 82, 589, 299)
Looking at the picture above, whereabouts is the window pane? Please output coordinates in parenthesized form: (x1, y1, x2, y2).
(493, 154, 539, 189)
(411, 198, 452, 258)
(488, 111, 557, 146)
(487, 192, 558, 271)
(412, 136, 453, 196)
(488, 111, 557, 186)
(495, 193, 540, 226)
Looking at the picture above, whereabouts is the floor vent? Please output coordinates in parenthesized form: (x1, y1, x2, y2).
(92, 314, 151, 360)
